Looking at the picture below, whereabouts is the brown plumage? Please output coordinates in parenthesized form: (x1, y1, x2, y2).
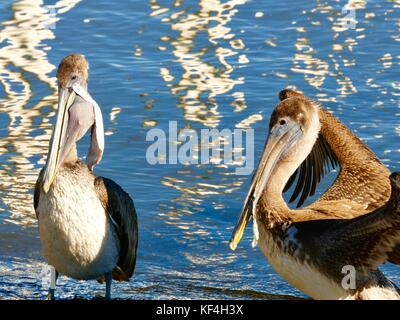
(231, 89, 400, 299)
(57, 54, 89, 88)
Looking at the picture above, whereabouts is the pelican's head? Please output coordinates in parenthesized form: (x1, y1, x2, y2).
(230, 90, 320, 250)
(57, 53, 89, 90)
(268, 93, 320, 163)
(40, 54, 104, 193)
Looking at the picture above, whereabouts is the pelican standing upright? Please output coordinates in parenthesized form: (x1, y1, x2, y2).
(34, 54, 138, 300)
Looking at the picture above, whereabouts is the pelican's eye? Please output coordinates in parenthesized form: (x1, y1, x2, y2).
(71, 75, 77, 81)
(279, 119, 287, 126)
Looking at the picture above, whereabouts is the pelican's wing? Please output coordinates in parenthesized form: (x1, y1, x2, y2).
(95, 177, 138, 281)
(293, 173, 400, 271)
(33, 179, 40, 219)
(283, 134, 339, 208)
(33, 169, 44, 219)
(322, 203, 400, 270)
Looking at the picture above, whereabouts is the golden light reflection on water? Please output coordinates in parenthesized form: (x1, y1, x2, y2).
(158, 171, 243, 242)
(148, 0, 257, 242)
(296, 0, 396, 101)
(0, 0, 81, 225)
(289, 1, 374, 98)
(292, 35, 330, 88)
(153, 0, 249, 128)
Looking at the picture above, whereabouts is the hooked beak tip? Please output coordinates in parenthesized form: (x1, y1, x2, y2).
(42, 177, 53, 194)
(229, 241, 237, 251)
(43, 182, 50, 194)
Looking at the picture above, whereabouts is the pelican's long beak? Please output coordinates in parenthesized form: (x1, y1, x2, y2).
(229, 120, 302, 250)
(41, 87, 76, 193)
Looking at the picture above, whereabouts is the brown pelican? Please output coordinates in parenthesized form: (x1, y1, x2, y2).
(230, 89, 400, 300)
(34, 54, 138, 300)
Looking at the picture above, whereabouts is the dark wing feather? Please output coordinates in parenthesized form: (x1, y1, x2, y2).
(319, 208, 400, 271)
(33, 169, 44, 219)
(309, 145, 319, 196)
(388, 246, 400, 264)
(94, 176, 138, 281)
(294, 173, 400, 272)
(283, 168, 297, 193)
(284, 134, 339, 208)
(34, 180, 40, 219)
(298, 155, 313, 207)
(289, 161, 307, 203)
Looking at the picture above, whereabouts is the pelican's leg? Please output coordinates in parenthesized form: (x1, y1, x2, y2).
(105, 272, 112, 300)
(47, 266, 59, 300)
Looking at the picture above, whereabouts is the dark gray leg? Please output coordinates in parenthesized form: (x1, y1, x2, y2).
(47, 266, 59, 300)
(105, 272, 112, 300)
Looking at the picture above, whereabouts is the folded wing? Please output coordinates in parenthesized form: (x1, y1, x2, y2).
(94, 176, 138, 281)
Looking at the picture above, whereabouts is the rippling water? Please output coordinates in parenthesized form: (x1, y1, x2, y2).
(0, 0, 399, 299)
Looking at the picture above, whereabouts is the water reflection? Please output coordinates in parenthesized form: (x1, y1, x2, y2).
(154, 0, 248, 128)
(291, 34, 330, 89)
(0, 0, 81, 225)
(291, 0, 397, 102)
(149, 0, 254, 242)
(158, 172, 242, 243)
(290, 3, 359, 97)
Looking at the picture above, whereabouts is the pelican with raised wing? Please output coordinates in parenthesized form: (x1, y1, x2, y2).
(230, 89, 400, 300)
(34, 54, 138, 300)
